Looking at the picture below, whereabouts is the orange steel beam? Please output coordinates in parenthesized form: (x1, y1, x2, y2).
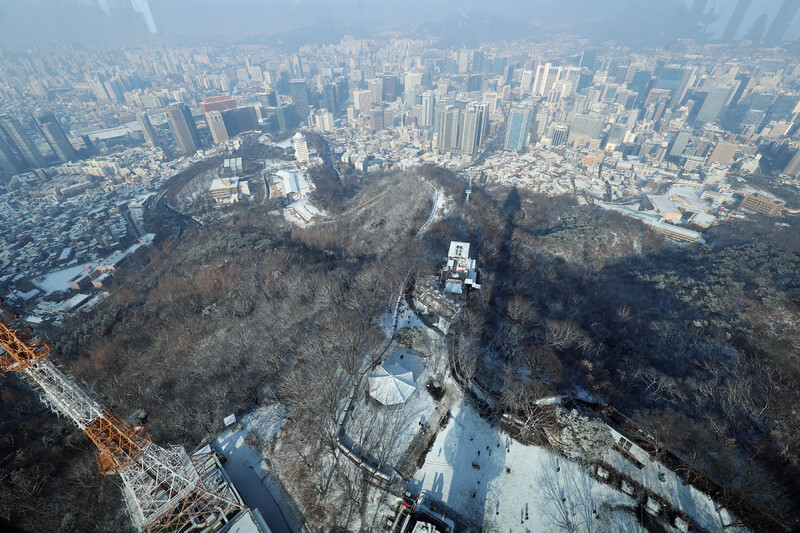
(0, 304, 50, 372)
(84, 409, 150, 474)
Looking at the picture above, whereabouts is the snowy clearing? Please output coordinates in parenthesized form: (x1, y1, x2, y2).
(409, 400, 644, 532)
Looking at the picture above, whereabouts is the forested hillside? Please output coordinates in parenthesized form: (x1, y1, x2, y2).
(1, 165, 798, 530)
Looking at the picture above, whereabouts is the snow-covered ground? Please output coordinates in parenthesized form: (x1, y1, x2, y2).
(32, 263, 95, 294)
(409, 397, 749, 533)
(410, 399, 643, 532)
(345, 347, 440, 468)
(241, 404, 286, 444)
(601, 432, 745, 532)
(381, 298, 426, 337)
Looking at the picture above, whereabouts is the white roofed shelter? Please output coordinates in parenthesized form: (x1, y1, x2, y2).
(368, 361, 416, 405)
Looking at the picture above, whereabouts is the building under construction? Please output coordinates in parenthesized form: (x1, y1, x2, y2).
(0, 303, 268, 533)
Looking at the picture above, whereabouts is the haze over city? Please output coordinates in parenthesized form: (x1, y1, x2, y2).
(1, 1, 800, 533)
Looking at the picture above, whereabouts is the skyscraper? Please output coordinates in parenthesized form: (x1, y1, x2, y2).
(669, 128, 692, 158)
(205, 111, 229, 144)
(293, 132, 309, 163)
(695, 84, 734, 125)
(353, 90, 373, 115)
(137, 112, 160, 149)
(382, 76, 398, 102)
(367, 78, 383, 104)
(276, 104, 299, 133)
(259, 91, 278, 108)
(435, 105, 460, 152)
(504, 105, 534, 151)
(764, 0, 800, 46)
(289, 80, 310, 122)
(35, 113, 77, 163)
(166, 103, 200, 155)
(654, 68, 693, 109)
(322, 84, 338, 114)
(459, 103, 487, 155)
(370, 107, 386, 132)
(722, 0, 752, 41)
(0, 115, 44, 169)
(421, 91, 435, 127)
(0, 135, 23, 176)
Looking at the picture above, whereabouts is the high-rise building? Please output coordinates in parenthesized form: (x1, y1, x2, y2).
(322, 84, 338, 114)
(579, 50, 597, 71)
(368, 78, 383, 104)
(669, 128, 692, 158)
(382, 76, 399, 102)
(520, 70, 535, 92)
(205, 111, 229, 144)
(504, 105, 534, 151)
(533, 63, 563, 96)
(0, 135, 23, 176)
(276, 104, 299, 133)
(370, 107, 386, 132)
(722, 0, 752, 41)
(435, 105, 460, 152)
(259, 91, 278, 108)
(421, 91, 435, 127)
(458, 51, 470, 74)
(764, 0, 800, 46)
(695, 84, 734, 125)
(137, 112, 160, 149)
(551, 124, 569, 147)
(166, 103, 200, 155)
(35, 113, 77, 163)
(568, 115, 603, 147)
(290, 55, 304, 79)
(0, 115, 44, 169)
(222, 107, 258, 137)
(293, 132, 309, 163)
(353, 90, 373, 115)
(471, 51, 484, 73)
(404, 72, 424, 92)
(654, 68, 693, 108)
(459, 103, 487, 155)
(320, 111, 335, 132)
(289, 80, 310, 122)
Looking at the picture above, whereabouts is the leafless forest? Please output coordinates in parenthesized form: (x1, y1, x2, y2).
(1, 160, 799, 531)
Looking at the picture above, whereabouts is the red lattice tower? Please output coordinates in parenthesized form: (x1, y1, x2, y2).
(0, 303, 242, 532)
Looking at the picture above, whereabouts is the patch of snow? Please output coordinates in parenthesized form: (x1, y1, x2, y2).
(32, 263, 95, 294)
(242, 404, 286, 444)
(409, 401, 641, 532)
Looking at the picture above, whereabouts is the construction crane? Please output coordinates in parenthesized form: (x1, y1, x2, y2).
(0, 303, 242, 532)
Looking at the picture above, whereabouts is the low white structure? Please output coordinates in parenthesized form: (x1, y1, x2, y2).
(443, 241, 480, 293)
(368, 361, 416, 405)
(209, 177, 251, 204)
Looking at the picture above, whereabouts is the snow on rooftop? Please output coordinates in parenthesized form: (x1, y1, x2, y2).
(33, 263, 96, 294)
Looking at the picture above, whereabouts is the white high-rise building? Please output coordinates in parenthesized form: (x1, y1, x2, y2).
(320, 111, 335, 132)
(353, 89, 373, 115)
(293, 132, 309, 163)
(421, 90, 435, 127)
(533, 63, 563, 96)
(404, 71, 424, 91)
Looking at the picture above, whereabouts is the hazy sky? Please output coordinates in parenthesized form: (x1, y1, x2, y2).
(0, 0, 798, 46)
